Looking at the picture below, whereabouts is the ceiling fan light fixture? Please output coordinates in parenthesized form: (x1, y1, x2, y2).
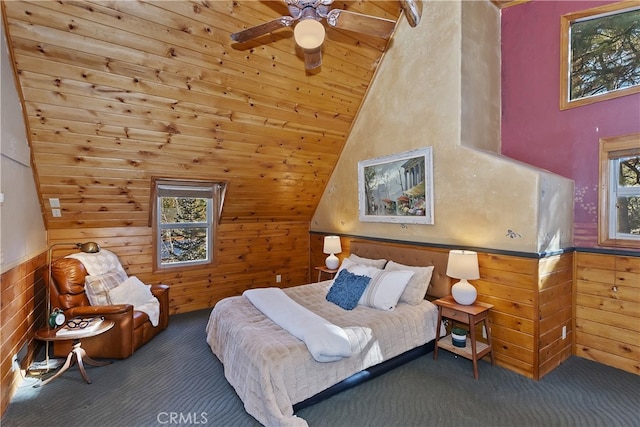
(294, 19, 325, 50)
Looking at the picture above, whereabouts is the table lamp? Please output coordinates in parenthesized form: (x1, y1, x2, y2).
(323, 236, 342, 270)
(446, 250, 480, 305)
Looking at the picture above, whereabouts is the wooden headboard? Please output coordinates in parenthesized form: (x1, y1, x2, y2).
(350, 240, 451, 299)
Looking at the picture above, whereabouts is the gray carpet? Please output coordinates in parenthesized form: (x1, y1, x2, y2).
(2, 309, 638, 427)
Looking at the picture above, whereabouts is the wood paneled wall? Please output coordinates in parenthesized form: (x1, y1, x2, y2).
(0, 252, 46, 415)
(538, 254, 574, 377)
(448, 251, 573, 379)
(312, 234, 573, 380)
(574, 252, 640, 375)
(49, 221, 311, 314)
(478, 252, 573, 379)
(2, 0, 401, 232)
(475, 253, 538, 377)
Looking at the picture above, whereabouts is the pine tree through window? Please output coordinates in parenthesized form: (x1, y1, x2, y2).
(560, 3, 640, 109)
(152, 179, 226, 270)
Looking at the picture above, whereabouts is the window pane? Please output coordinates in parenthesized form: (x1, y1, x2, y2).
(160, 228, 208, 264)
(616, 196, 640, 235)
(153, 178, 224, 271)
(161, 197, 207, 224)
(619, 156, 640, 187)
(570, 8, 640, 101)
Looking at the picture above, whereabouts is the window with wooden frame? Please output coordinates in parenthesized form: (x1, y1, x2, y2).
(560, 2, 640, 110)
(598, 133, 640, 249)
(151, 178, 227, 271)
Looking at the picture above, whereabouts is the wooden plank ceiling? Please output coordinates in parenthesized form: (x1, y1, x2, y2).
(2, 0, 403, 229)
(3, 1, 517, 230)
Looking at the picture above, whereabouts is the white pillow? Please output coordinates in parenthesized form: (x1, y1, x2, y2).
(385, 261, 435, 305)
(109, 276, 155, 307)
(347, 254, 387, 269)
(67, 249, 127, 277)
(358, 269, 414, 311)
(334, 258, 379, 281)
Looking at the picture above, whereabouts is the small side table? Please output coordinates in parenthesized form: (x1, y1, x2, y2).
(34, 319, 114, 386)
(433, 295, 494, 379)
(315, 266, 338, 282)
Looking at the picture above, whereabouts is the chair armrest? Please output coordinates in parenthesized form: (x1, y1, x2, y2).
(59, 304, 135, 359)
(66, 304, 133, 317)
(151, 284, 170, 330)
(151, 283, 169, 296)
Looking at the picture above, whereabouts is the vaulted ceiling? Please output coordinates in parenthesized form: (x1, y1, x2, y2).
(2, 1, 515, 230)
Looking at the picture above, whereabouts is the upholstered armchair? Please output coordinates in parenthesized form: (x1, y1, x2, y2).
(45, 253, 169, 359)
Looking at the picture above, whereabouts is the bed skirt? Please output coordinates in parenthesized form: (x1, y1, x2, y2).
(293, 341, 435, 412)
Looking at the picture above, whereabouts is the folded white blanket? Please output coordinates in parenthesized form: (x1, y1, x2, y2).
(243, 287, 352, 362)
(109, 276, 160, 327)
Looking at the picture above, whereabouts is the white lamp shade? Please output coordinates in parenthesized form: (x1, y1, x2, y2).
(446, 250, 479, 280)
(294, 19, 325, 50)
(323, 236, 341, 270)
(447, 250, 480, 305)
(323, 236, 342, 255)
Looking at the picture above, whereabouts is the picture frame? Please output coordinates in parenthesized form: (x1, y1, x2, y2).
(560, 2, 640, 110)
(358, 147, 434, 224)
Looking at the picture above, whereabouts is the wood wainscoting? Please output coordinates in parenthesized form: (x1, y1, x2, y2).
(311, 234, 573, 380)
(574, 251, 640, 375)
(0, 251, 47, 415)
(482, 251, 573, 379)
(49, 221, 311, 315)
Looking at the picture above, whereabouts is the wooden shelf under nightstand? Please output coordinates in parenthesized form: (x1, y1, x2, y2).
(433, 295, 494, 379)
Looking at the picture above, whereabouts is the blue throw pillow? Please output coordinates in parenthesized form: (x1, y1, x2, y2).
(326, 270, 371, 310)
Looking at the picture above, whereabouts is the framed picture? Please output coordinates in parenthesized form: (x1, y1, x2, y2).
(560, 2, 640, 110)
(358, 147, 434, 224)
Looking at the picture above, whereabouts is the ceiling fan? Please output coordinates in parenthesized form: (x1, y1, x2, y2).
(231, 0, 422, 71)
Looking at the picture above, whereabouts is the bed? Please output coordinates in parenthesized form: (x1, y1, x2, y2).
(206, 240, 451, 427)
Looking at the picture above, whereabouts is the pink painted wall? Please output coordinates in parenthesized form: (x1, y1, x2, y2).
(501, 0, 640, 249)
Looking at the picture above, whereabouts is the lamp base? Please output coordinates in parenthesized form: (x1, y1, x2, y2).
(325, 254, 339, 270)
(451, 279, 477, 305)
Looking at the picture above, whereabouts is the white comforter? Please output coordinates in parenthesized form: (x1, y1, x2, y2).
(206, 280, 439, 427)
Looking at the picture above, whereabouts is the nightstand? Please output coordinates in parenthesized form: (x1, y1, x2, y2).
(433, 295, 494, 379)
(314, 266, 338, 282)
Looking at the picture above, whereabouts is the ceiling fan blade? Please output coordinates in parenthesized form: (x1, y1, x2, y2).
(303, 47, 322, 70)
(400, 0, 422, 27)
(326, 9, 396, 39)
(231, 16, 295, 43)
